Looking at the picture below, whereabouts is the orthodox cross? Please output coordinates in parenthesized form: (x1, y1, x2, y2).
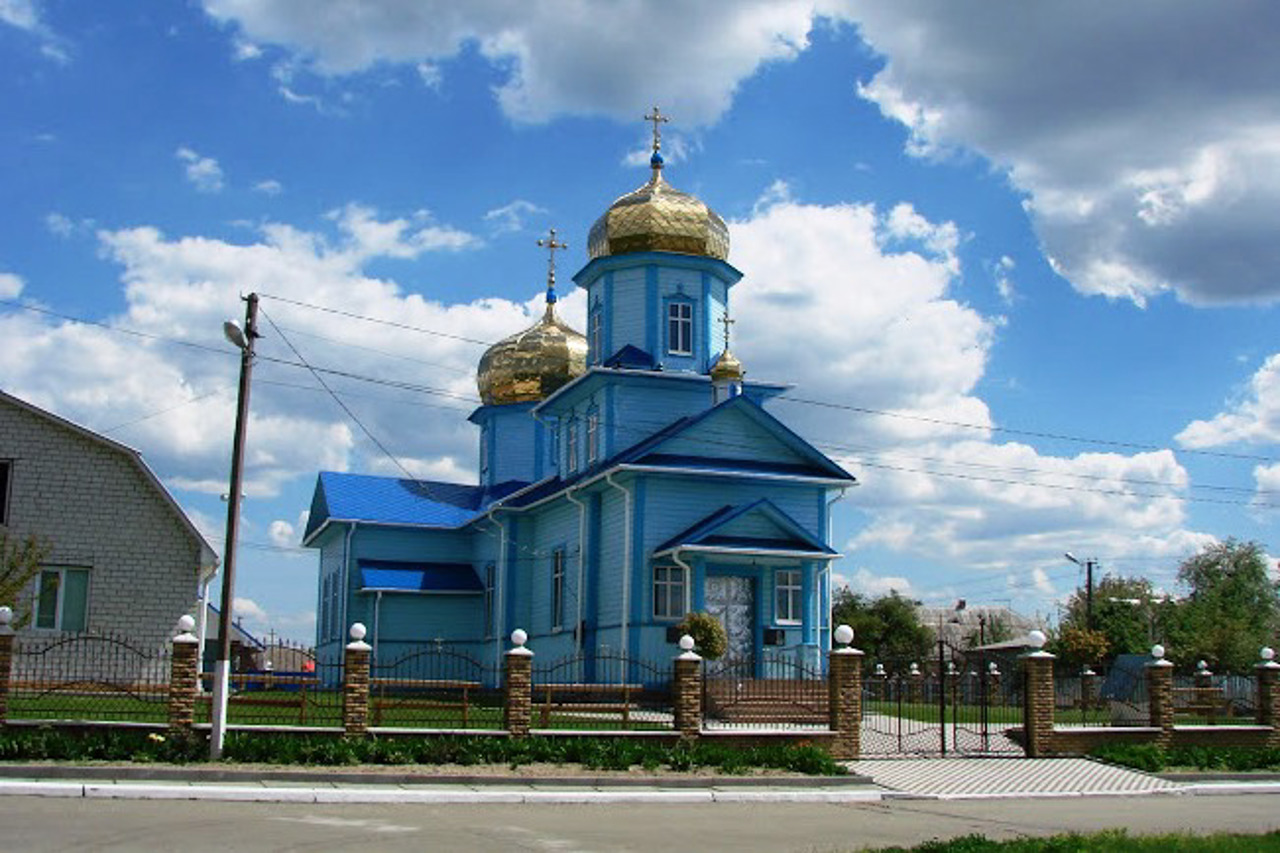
(719, 311, 735, 349)
(537, 228, 568, 290)
(644, 105, 669, 154)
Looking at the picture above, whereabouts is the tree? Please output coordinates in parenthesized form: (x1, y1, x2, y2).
(675, 611, 727, 660)
(1164, 539, 1279, 672)
(0, 532, 48, 628)
(1059, 574, 1159, 658)
(1048, 625, 1110, 670)
(830, 588, 933, 671)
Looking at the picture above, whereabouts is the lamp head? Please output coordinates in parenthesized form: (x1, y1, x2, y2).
(223, 321, 248, 351)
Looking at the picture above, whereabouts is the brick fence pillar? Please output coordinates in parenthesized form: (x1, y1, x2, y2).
(828, 624, 863, 761)
(1256, 648, 1280, 747)
(1193, 662, 1217, 724)
(343, 622, 372, 737)
(168, 615, 200, 732)
(1146, 645, 1175, 748)
(0, 606, 13, 726)
(909, 666, 922, 704)
(672, 634, 702, 739)
(1021, 632, 1055, 757)
(504, 629, 533, 737)
(1081, 667, 1098, 711)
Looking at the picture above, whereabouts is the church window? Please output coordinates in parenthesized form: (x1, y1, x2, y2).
(35, 566, 89, 632)
(484, 563, 496, 637)
(589, 305, 602, 364)
(653, 564, 687, 620)
(586, 410, 599, 464)
(566, 419, 579, 474)
(551, 549, 566, 631)
(549, 421, 560, 468)
(776, 569, 801, 625)
(479, 429, 489, 481)
(667, 301, 693, 356)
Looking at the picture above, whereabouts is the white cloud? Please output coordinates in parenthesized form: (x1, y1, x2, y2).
(0, 0, 38, 30)
(201, 0, 821, 125)
(1177, 354, 1280, 448)
(45, 212, 74, 237)
(845, 2, 1280, 305)
(993, 255, 1016, 304)
(175, 146, 225, 193)
(327, 202, 479, 259)
(0, 272, 23, 299)
(416, 61, 441, 90)
(268, 519, 295, 547)
(483, 199, 546, 235)
(253, 179, 283, 196)
(232, 596, 269, 622)
(232, 37, 262, 60)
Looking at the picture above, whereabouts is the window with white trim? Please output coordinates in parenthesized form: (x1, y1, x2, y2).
(566, 419, 579, 474)
(551, 549, 566, 630)
(586, 410, 599, 465)
(0, 459, 11, 526)
(653, 564, 688, 620)
(667, 301, 693, 356)
(484, 563, 496, 638)
(589, 306, 602, 364)
(35, 566, 89, 632)
(776, 569, 801, 625)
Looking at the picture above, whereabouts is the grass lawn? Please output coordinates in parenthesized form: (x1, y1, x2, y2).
(857, 829, 1280, 852)
(864, 700, 1023, 726)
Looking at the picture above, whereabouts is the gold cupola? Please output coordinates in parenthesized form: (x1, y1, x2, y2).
(586, 106, 730, 262)
(476, 230, 588, 406)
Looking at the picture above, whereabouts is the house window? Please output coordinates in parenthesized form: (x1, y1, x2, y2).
(551, 549, 565, 631)
(653, 564, 687, 620)
(0, 459, 10, 526)
(566, 419, 579, 474)
(586, 410, 599, 465)
(776, 569, 801, 625)
(35, 567, 89, 632)
(667, 301, 693, 355)
(589, 306, 602, 363)
(484, 563, 496, 638)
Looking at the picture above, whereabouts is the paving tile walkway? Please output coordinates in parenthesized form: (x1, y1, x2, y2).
(846, 757, 1183, 799)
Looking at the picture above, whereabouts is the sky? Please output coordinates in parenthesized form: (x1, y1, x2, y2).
(2, 1, 1278, 643)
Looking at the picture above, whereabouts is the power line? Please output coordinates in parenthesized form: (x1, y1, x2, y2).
(0, 298, 233, 356)
(258, 292, 493, 347)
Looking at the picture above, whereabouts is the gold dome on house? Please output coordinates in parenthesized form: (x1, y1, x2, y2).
(709, 347, 744, 382)
(477, 301, 588, 406)
(587, 165, 730, 261)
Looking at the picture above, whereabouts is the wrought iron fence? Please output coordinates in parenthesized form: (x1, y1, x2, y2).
(702, 651, 828, 730)
(9, 631, 171, 723)
(1173, 671, 1258, 725)
(197, 640, 342, 727)
(369, 643, 503, 730)
(531, 651, 674, 731)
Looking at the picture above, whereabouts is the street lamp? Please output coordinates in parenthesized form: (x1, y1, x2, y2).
(211, 293, 258, 760)
(1064, 552, 1097, 632)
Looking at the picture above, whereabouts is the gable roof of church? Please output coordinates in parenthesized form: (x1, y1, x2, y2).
(651, 498, 837, 558)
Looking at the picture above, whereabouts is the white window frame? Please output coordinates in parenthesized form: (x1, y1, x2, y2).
(586, 410, 599, 465)
(776, 569, 802, 625)
(652, 564, 688, 620)
(566, 419, 579, 474)
(35, 566, 90, 632)
(589, 306, 602, 364)
(667, 301, 693, 356)
(551, 549, 566, 631)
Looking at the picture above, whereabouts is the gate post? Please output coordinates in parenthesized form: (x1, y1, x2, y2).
(504, 629, 534, 737)
(828, 624, 863, 760)
(672, 634, 702, 739)
(1255, 648, 1280, 747)
(168, 615, 200, 732)
(1021, 631, 1055, 757)
(0, 606, 13, 726)
(1146, 644, 1175, 748)
(343, 622, 372, 737)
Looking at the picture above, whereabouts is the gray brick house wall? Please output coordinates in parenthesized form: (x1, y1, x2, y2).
(0, 390, 218, 667)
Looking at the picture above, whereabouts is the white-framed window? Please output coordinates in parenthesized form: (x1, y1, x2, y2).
(566, 419, 579, 474)
(484, 562, 496, 638)
(549, 421, 560, 468)
(551, 549, 565, 631)
(589, 306, 602, 363)
(667, 301, 693, 356)
(586, 410, 599, 465)
(653, 564, 688, 620)
(776, 569, 802, 625)
(0, 459, 11, 526)
(35, 566, 89, 632)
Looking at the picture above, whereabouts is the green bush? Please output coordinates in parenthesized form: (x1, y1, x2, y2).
(676, 611, 728, 660)
(1089, 742, 1167, 772)
(1091, 742, 1280, 773)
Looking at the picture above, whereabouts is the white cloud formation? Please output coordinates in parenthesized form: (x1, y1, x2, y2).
(175, 146, 225, 193)
(268, 519, 295, 547)
(845, 2, 1280, 305)
(327, 202, 478, 258)
(483, 199, 546, 235)
(232, 596, 269, 622)
(1178, 354, 1280, 449)
(0, 272, 23, 299)
(0, 0, 37, 30)
(253, 179, 283, 196)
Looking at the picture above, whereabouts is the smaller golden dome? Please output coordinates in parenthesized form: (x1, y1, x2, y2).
(710, 348, 745, 382)
(476, 302, 588, 406)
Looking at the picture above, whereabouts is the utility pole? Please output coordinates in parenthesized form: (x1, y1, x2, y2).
(1064, 552, 1097, 632)
(211, 293, 258, 760)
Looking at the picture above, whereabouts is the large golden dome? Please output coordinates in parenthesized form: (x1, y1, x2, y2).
(476, 300, 588, 406)
(587, 153, 730, 261)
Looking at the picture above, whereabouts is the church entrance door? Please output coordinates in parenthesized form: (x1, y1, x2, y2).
(705, 575, 754, 662)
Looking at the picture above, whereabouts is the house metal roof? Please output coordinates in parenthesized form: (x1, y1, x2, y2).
(357, 559, 484, 593)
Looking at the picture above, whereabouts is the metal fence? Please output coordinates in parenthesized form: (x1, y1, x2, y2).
(532, 651, 674, 731)
(702, 651, 827, 730)
(196, 640, 342, 727)
(9, 631, 172, 723)
(369, 644, 503, 730)
(1172, 672, 1258, 725)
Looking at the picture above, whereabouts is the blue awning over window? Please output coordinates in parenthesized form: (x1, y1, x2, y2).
(357, 559, 483, 593)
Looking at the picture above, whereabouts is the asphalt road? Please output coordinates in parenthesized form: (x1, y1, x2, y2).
(2, 793, 1279, 852)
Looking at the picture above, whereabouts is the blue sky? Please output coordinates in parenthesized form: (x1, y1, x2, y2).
(3, 1, 1278, 641)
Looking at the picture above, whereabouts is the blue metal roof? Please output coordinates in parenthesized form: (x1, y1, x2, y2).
(357, 559, 483, 593)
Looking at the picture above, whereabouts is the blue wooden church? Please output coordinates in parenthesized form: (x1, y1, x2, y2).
(303, 118, 857, 677)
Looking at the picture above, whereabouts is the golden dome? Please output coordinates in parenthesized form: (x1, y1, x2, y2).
(477, 301, 588, 406)
(709, 348, 745, 382)
(587, 154, 730, 261)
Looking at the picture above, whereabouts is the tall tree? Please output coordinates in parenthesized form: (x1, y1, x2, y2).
(0, 532, 47, 628)
(831, 588, 933, 672)
(1059, 574, 1160, 658)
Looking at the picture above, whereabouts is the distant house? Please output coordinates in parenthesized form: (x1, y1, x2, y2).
(0, 389, 218, 653)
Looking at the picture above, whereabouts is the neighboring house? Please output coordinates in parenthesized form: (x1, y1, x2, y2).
(918, 604, 1038, 652)
(200, 602, 266, 673)
(0, 389, 218, 657)
(304, 140, 857, 680)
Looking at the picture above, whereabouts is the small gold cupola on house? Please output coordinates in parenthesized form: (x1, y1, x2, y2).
(476, 229, 588, 406)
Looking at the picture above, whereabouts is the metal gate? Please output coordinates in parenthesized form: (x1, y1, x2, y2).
(860, 638, 1024, 756)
